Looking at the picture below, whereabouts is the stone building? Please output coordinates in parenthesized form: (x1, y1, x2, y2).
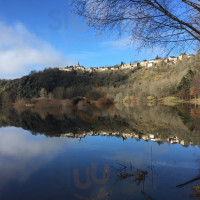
(178, 53, 187, 60)
(140, 60, 148, 67)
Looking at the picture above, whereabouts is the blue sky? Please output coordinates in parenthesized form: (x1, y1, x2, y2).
(0, 0, 193, 79)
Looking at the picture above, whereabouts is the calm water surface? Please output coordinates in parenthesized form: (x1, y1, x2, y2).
(0, 104, 200, 200)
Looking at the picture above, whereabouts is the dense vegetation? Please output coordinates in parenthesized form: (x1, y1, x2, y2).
(0, 51, 200, 105)
(0, 68, 129, 104)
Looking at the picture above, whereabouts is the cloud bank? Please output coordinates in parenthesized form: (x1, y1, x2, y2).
(0, 21, 72, 79)
(0, 127, 74, 189)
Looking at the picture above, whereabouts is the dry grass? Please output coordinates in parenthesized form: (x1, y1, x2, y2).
(161, 96, 183, 106)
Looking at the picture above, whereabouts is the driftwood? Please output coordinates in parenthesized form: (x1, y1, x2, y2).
(176, 176, 200, 188)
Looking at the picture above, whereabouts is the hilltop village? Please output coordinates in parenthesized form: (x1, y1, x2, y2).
(1, 51, 199, 106)
(59, 52, 195, 72)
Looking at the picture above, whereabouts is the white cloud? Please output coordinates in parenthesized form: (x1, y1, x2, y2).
(0, 21, 73, 79)
(0, 127, 75, 189)
(101, 37, 132, 50)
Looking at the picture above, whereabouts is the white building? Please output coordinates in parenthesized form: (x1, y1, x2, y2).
(73, 66, 85, 71)
(85, 68, 93, 72)
(169, 56, 178, 63)
(148, 60, 155, 67)
(99, 67, 109, 71)
(178, 53, 187, 60)
(120, 63, 132, 69)
(110, 67, 119, 71)
(59, 67, 73, 72)
(133, 61, 140, 68)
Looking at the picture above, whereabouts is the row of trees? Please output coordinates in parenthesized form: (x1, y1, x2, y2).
(178, 72, 200, 100)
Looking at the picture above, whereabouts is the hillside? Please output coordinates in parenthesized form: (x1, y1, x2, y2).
(0, 51, 200, 105)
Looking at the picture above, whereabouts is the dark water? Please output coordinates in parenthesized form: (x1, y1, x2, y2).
(0, 103, 200, 200)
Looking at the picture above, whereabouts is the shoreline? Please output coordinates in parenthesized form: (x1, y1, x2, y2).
(2, 96, 199, 110)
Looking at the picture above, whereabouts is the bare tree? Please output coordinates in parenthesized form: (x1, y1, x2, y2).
(71, 0, 200, 51)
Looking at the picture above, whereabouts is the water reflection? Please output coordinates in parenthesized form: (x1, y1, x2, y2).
(0, 127, 73, 192)
(1, 103, 200, 147)
(0, 104, 200, 199)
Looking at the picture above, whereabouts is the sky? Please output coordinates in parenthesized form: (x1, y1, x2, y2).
(0, 0, 194, 79)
